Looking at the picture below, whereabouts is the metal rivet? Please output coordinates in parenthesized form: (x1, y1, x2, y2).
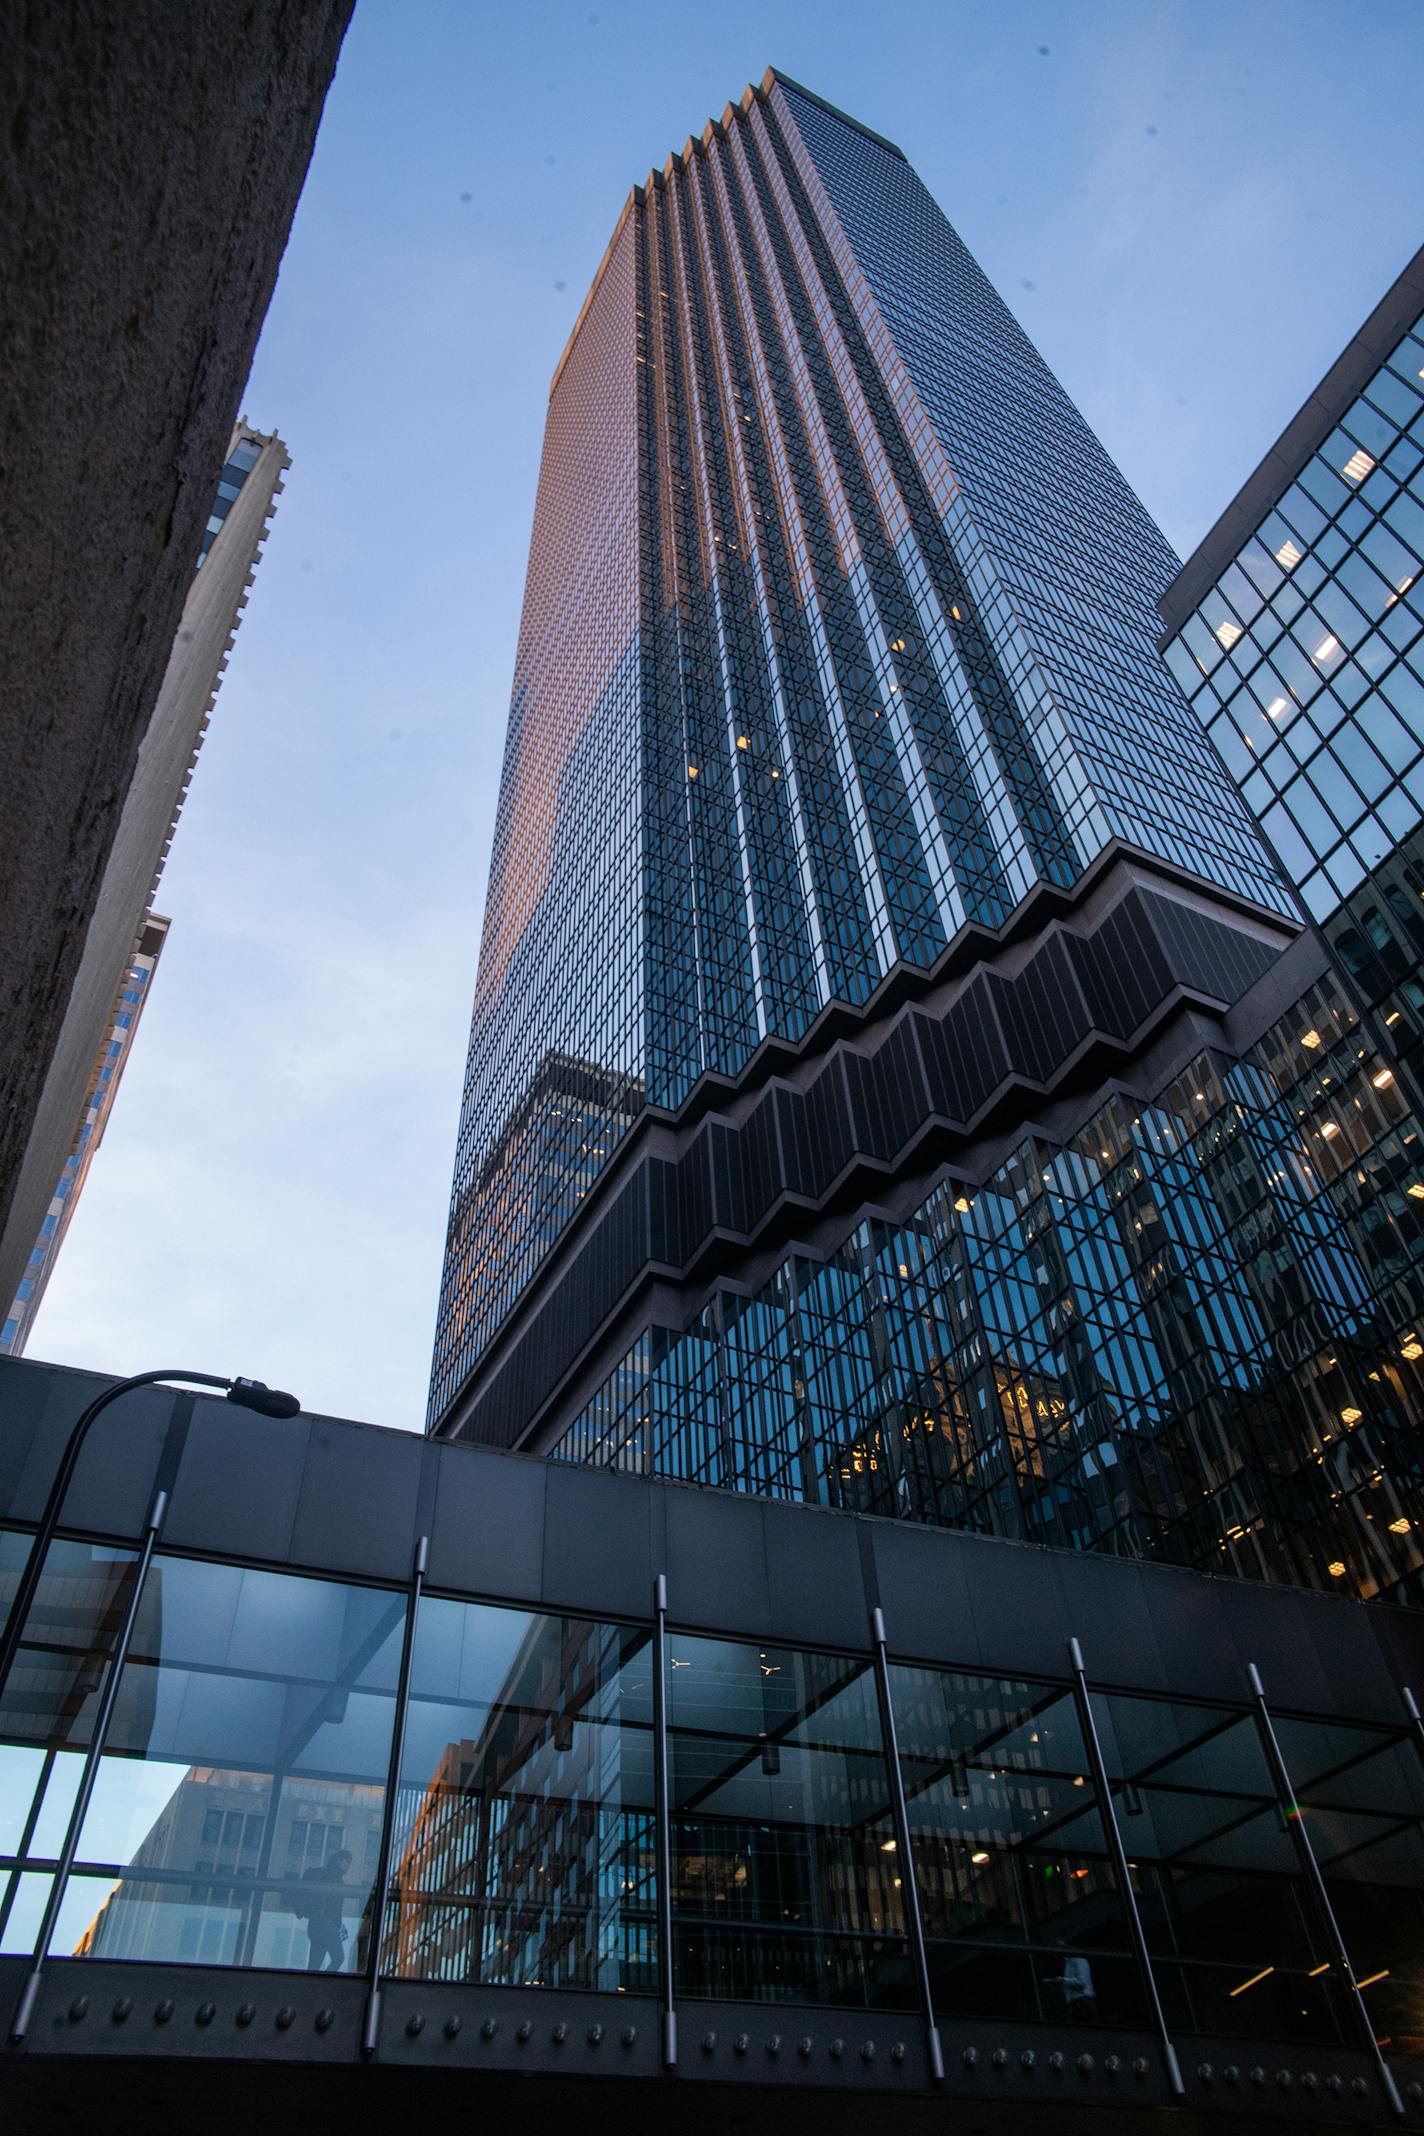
(1351, 2077, 1369, 2096)
(734, 2033, 749, 2056)
(68, 1997, 89, 2023)
(1249, 2067, 1266, 2087)
(111, 1997, 132, 2024)
(552, 2023, 567, 2044)
(407, 2015, 426, 2038)
(766, 2034, 781, 2056)
(701, 2031, 716, 2054)
(1077, 2053, 1094, 2075)
(1021, 2048, 1036, 2070)
(1301, 2072, 1318, 2092)
(1103, 2054, 1121, 2076)
(1327, 2075, 1344, 2095)
(314, 2008, 334, 2033)
(236, 2004, 255, 2028)
(861, 2040, 876, 2063)
(1131, 2056, 1148, 2079)
(195, 2003, 215, 2028)
(890, 2042, 906, 2064)
(445, 2017, 462, 2039)
(587, 2024, 603, 2046)
(1048, 2051, 1064, 2073)
(1223, 2065, 1240, 2085)
(798, 2037, 813, 2059)
(1197, 2062, 1213, 2082)
(516, 2020, 531, 2043)
(991, 2047, 1008, 2070)
(153, 2000, 174, 2026)
(275, 2007, 295, 2031)
(481, 2018, 497, 2040)
(1407, 2080, 1423, 2102)
(829, 2038, 844, 2059)
(621, 2026, 637, 2047)
(962, 2046, 978, 2067)
(1276, 2070, 1293, 2088)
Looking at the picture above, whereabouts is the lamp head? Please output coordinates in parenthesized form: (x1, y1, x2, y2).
(226, 1377, 301, 1420)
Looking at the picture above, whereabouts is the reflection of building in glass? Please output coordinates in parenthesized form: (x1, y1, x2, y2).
(0, 423, 286, 1350)
(1159, 248, 1424, 1097)
(71, 1767, 385, 1968)
(2, 918, 168, 1356)
(428, 73, 1424, 1607)
(391, 1608, 655, 1994)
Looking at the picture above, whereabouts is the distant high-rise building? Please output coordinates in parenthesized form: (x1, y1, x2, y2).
(0, 424, 287, 1347)
(1, 916, 168, 1356)
(1158, 245, 1424, 1100)
(429, 71, 1424, 1606)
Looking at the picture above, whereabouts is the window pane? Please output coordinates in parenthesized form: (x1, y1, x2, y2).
(890, 1664, 1141, 2026)
(393, 1599, 655, 1993)
(56, 1559, 402, 1972)
(1090, 1690, 1346, 2043)
(667, 1634, 907, 2008)
(1275, 1715, 1424, 2058)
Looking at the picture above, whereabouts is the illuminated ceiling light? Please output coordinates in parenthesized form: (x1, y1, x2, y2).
(1229, 1966, 1275, 1997)
(1356, 1969, 1390, 1990)
(1265, 696, 1289, 719)
(1276, 538, 1303, 569)
(1072, 1775, 1085, 1788)
(1308, 1962, 1331, 1977)
(686, 764, 698, 779)
(1214, 619, 1242, 648)
(1372, 1068, 1394, 1088)
(1402, 1340, 1424, 1360)
(1340, 1407, 1362, 1424)
(736, 734, 749, 749)
(1341, 448, 1375, 483)
(880, 1837, 897, 1852)
(1407, 1183, 1424, 1200)
(1313, 633, 1339, 663)
(954, 1195, 971, 1213)
(1302, 1029, 1322, 1049)
(1327, 1560, 1347, 1577)
(1389, 1517, 1411, 1535)
(970, 1851, 990, 1865)
(889, 637, 906, 651)
(1320, 1121, 1340, 1139)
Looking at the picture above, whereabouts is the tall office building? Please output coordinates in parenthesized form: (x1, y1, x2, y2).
(0, 917, 169, 1356)
(0, 425, 287, 1349)
(1159, 246, 1424, 1099)
(430, 71, 1424, 1605)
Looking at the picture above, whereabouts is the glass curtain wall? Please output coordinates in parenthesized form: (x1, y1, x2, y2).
(0, 1522, 1419, 2062)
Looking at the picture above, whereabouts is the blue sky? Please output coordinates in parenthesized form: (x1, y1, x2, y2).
(31, 0, 1424, 1430)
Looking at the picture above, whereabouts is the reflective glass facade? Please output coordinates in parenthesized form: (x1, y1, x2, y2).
(430, 72, 1288, 1429)
(2, 1521, 1420, 2065)
(553, 965, 1424, 1603)
(1162, 285, 1424, 1091)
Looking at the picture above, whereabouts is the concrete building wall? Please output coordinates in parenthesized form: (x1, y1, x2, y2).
(0, 0, 351, 1281)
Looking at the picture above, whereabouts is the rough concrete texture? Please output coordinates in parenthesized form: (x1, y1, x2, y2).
(0, 0, 353, 1259)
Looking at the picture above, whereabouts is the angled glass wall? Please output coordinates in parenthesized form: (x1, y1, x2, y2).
(0, 1514, 1418, 2084)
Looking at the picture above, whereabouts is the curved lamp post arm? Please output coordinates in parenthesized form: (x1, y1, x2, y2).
(0, 1367, 299, 1703)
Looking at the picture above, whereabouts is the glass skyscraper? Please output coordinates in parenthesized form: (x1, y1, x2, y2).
(430, 73, 1424, 1605)
(1159, 245, 1424, 1099)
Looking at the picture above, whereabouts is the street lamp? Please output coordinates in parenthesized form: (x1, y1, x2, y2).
(0, 1367, 301, 1705)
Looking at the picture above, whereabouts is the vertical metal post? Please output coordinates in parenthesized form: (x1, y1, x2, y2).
(650, 1572, 677, 2069)
(1401, 1686, 1424, 1769)
(361, 1533, 428, 2057)
(1246, 1662, 1404, 2118)
(868, 1607, 943, 2080)
(0, 1750, 55, 1946)
(9, 1487, 168, 2046)
(1066, 1636, 1184, 2097)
